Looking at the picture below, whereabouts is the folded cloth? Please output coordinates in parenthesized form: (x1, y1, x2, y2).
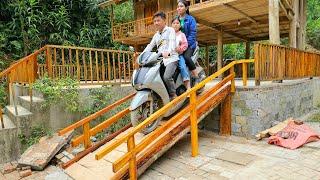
(268, 121, 320, 149)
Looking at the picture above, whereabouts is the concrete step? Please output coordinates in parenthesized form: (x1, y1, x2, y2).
(18, 96, 45, 111)
(5, 105, 32, 136)
(0, 115, 17, 130)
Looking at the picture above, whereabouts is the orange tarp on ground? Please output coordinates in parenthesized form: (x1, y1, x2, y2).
(268, 121, 320, 150)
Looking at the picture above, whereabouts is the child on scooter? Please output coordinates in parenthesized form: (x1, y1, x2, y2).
(171, 17, 191, 90)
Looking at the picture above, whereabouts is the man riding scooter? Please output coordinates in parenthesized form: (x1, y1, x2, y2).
(143, 11, 179, 100)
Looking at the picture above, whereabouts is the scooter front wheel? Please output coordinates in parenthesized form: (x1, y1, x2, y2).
(131, 99, 162, 134)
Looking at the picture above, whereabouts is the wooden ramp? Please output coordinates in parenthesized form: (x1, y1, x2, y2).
(59, 60, 254, 180)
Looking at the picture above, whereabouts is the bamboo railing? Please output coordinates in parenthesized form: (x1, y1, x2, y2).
(0, 45, 136, 128)
(40, 45, 136, 84)
(254, 43, 320, 85)
(112, 10, 177, 41)
(0, 47, 47, 123)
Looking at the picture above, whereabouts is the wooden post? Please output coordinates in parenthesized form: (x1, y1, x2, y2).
(269, 0, 280, 45)
(297, 0, 306, 50)
(289, 0, 298, 48)
(217, 30, 223, 77)
(245, 42, 250, 59)
(83, 122, 91, 149)
(46, 47, 53, 77)
(127, 136, 137, 180)
(190, 91, 198, 157)
(242, 63, 248, 86)
(205, 45, 209, 75)
(230, 66, 236, 93)
(220, 93, 231, 136)
(254, 44, 261, 86)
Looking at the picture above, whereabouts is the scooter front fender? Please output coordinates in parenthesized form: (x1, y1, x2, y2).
(129, 90, 151, 111)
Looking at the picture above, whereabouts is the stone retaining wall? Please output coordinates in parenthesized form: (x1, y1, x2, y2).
(203, 78, 320, 138)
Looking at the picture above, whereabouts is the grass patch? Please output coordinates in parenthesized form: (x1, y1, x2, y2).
(307, 112, 320, 122)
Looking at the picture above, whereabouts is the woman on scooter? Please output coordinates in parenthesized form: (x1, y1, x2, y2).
(171, 17, 191, 90)
(177, 0, 199, 81)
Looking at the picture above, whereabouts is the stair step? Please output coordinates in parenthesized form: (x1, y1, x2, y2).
(5, 105, 32, 117)
(0, 115, 17, 130)
(19, 96, 44, 103)
(18, 96, 45, 110)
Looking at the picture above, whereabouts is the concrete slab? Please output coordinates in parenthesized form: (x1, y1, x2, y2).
(18, 132, 73, 170)
(215, 150, 257, 166)
(0, 115, 16, 130)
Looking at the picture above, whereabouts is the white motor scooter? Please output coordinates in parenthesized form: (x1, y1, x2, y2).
(130, 47, 206, 134)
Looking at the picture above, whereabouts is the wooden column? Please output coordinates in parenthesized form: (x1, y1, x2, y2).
(217, 30, 223, 76)
(220, 93, 231, 136)
(205, 45, 209, 75)
(289, 0, 298, 48)
(269, 0, 280, 45)
(298, 0, 307, 50)
(245, 42, 250, 59)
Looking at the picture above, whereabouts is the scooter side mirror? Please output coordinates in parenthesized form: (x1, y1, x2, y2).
(129, 46, 135, 52)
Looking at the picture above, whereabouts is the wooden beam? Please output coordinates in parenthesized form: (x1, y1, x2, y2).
(197, 18, 249, 41)
(223, 3, 258, 24)
(269, 0, 281, 45)
(281, 0, 295, 15)
(279, 0, 293, 20)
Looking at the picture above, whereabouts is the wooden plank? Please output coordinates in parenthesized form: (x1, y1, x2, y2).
(101, 51, 105, 82)
(61, 48, 66, 77)
(89, 51, 93, 83)
(83, 50, 87, 83)
(95, 51, 99, 83)
(76, 50, 80, 81)
(62, 123, 131, 169)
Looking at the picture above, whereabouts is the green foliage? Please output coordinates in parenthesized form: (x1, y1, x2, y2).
(18, 125, 53, 150)
(0, 83, 8, 108)
(32, 75, 80, 113)
(307, 0, 320, 49)
(307, 112, 320, 122)
(0, 0, 115, 70)
(82, 86, 130, 140)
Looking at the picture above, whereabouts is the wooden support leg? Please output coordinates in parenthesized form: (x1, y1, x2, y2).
(127, 136, 137, 180)
(83, 123, 91, 149)
(190, 91, 199, 157)
(220, 94, 231, 136)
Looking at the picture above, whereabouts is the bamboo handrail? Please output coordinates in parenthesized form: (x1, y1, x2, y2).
(94, 59, 254, 179)
(58, 93, 135, 148)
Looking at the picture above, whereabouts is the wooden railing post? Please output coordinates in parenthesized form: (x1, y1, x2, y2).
(254, 44, 260, 86)
(83, 122, 91, 149)
(190, 91, 198, 157)
(230, 66, 236, 93)
(127, 136, 137, 180)
(242, 62, 248, 86)
(46, 46, 53, 78)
